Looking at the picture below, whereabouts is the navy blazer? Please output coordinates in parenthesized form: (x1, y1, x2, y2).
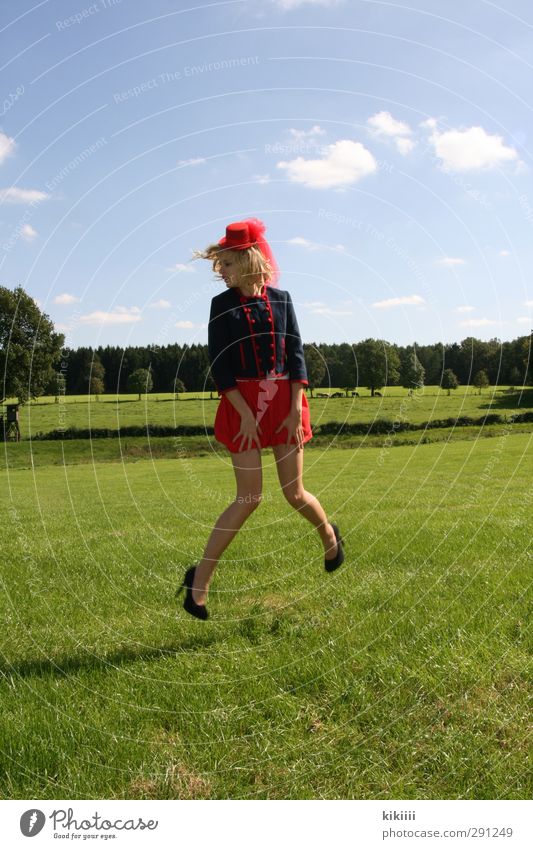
(208, 285, 308, 395)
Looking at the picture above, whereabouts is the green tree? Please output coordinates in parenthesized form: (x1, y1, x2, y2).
(90, 374, 105, 398)
(473, 369, 489, 394)
(174, 377, 186, 399)
(400, 346, 425, 391)
(441, 368, 459, 396)
(46, 370, 67, 403)
(127, 367, 153, 400)
(303, 345, 326, 397)
(355, 338, 400, 396)
(519, 332, 532, 384)
(508, 366, 521, 387)
(84, 354, 105, 399)
(416, 344, 443, 385)
(0, 284, 64, 403)
(203, 373, 216, 399)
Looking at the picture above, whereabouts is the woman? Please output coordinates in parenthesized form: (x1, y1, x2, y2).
(178, 218, 345, 620)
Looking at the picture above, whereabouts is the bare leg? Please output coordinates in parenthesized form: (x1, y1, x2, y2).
(271, 443, 338, 559)
(191, 448, 262, 605)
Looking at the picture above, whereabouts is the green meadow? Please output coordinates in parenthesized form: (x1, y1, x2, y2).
(1, 399, 531, 798)
(7, 385, 529, 438)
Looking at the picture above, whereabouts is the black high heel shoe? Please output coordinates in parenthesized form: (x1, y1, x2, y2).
(177, 566, 209, 620)
(324, 523, 345, 573)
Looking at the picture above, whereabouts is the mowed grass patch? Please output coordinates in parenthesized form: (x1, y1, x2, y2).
(10, 386, 531, 439)
(2, 419, 533, 471)
(1, 435, 531, 799)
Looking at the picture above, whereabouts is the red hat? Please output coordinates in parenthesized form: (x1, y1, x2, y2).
(218, 217, 279, 286)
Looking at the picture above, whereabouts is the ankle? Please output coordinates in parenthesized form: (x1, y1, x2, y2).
(192, 585, 207, 605)
(322, 522, 335, 545)
(324, 523, 338, 555)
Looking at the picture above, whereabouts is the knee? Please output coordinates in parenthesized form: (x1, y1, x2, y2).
(235, 492, 262, 514)
(283, 488, 306, 510)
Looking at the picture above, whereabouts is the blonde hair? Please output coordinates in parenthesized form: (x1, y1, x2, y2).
(192, 243, 274, 287)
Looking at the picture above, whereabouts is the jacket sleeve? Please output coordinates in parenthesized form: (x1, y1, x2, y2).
(208, 297, 238, 396)
(285, 292, 308, 385)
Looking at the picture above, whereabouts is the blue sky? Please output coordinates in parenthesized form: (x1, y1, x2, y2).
(1, 0, 532, 349)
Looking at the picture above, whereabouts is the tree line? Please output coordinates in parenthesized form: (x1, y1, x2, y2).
(1, 285, 531, 403)
(50, 333, 531, 398)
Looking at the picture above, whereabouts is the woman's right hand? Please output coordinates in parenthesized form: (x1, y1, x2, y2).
(234, 408, 262, 452)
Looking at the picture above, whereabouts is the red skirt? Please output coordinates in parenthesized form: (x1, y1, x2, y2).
(214, 377, 313, 453)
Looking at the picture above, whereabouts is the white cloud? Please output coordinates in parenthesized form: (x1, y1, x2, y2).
(419, 117, 438, 130)
(396, 137, 416, 155)
(425, 124, 519, 173)
(0, 187, 48, 203)
(367, 111, 415, 156)
(458, 317, 499, 328)
(303, 300, 352, 315)
(456, 305, 475, 313)
(288, 125, 326, 141)
(253, 173, 271, 184)
(273, 0, 342, 8)
(169, 263, 196, 273)
(277, 139, 377, 189)
(0, 132, 16, 164)
(436, 257, 466, 266)
(55, 322, 74, 332)
(21, 224, 37, 241)
(177, 157, 205, 167)
(372, 294, 425, 309)
(288, 236, 345, 252)
(499, 249, 511, 256)
(516, 316, 531, 324)
(175, 320, 195, 329)
(54, 293, 80, 305)
(79, 306, 141, 325)
(149, 299, 171, 309)
(523, 299, 533, 307)
(288, 237, 315, 249)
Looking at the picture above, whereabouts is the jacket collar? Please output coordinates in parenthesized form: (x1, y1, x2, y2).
(234, 284, 268, 304)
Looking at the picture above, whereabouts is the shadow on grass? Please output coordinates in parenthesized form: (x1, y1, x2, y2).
(0, 634, 220, 681)
(478, 388, 533, 410)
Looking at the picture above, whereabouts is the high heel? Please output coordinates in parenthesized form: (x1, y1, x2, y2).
(177, 566, 209, 620)
(324, 523, 345, 573)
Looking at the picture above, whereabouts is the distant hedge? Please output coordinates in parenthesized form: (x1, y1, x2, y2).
(30, 412, 533, 441)
(312, 412, 533, 437)
(32, 424, 214, 440)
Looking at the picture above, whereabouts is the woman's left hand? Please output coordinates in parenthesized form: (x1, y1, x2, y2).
(275, 408, 305, 450)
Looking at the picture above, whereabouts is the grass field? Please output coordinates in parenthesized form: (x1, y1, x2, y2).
(4, 386, 531, 439)
(1, 430, 531, 799)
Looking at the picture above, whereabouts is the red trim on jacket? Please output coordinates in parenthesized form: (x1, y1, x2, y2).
(263, 285, 277, 373)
